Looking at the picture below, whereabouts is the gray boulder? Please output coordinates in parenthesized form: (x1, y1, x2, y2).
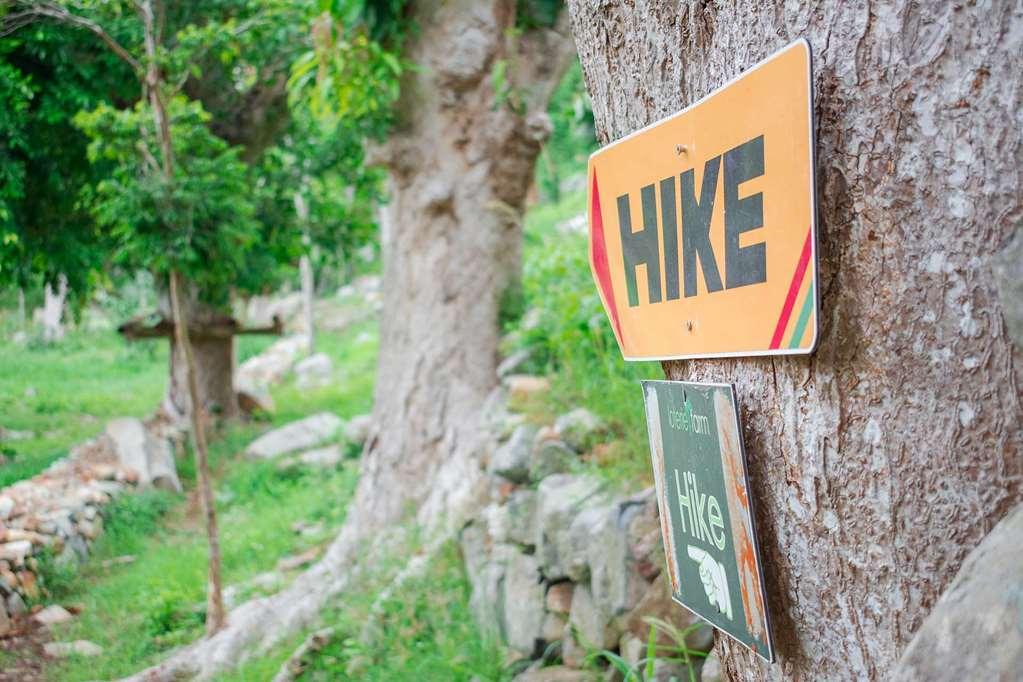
(490, 424, 538, 483)
(506, 489, 538, 547)
(529, 440, 576, 481)
(294, 445, 344, 468)
(461, 521, 508, 641)
(106, 418, 182, 492)
(568, 502, 646, 620)
(344, 414, 373, 446)
(503, 552, 546, 655)
(892, 503, 1023, 681)
(237, 385, 275, 415)
(700, 651, 722, 682)
(293, 352, 333, 388)
(245, 413, 344, 460)
(554, 408, 607, 453)
(497, 349, 533, 378)
(535, 475, 606, 580)
(568, 582, 619, 650)
(236, 335, 307, 388)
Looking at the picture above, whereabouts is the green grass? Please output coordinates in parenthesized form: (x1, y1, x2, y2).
(42, 320, 378, 681)
(0, 330, 168, 487)
(234, 541, 508, 682)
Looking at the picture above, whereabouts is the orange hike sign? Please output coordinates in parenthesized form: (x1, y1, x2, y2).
(588, 40, 818, 361)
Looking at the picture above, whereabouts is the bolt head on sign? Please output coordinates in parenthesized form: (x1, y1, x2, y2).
(642, 380, 773, 662)
(588, 40, 819, 360)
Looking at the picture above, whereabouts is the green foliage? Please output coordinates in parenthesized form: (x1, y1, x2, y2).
(0, 24, 135, 297)
(506, 190, 661, 483)
(287, 11, 403, 136)
(516, 0, 563, 30)
(536, 61, 596, 203)
(33, 547, 80, 603)
(642, 616, 710, 682)
(47, 320, 376, 681)
(293, 541, 507, 681)
(74, 97, 257, 305)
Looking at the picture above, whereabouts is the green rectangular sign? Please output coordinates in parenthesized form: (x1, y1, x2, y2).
(642, 380, 774, 662)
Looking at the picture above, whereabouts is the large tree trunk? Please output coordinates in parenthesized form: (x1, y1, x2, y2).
(348, 0, 576, 543)
(567, 2, 1022, 680)
(161, 287, 240, 424)
(121, 4, 574, 679)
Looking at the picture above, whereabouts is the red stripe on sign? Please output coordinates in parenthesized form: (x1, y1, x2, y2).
(769, 228, 813, 349)
(589, 173, 624, 346)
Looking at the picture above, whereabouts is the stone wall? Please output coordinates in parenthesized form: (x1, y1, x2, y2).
(461, 376, 716, 680)
(0, 331, 316, 634)
(0, 415, 183, 634)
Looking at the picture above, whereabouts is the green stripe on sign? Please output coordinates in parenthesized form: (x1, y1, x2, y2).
(788, 282, 815, 349)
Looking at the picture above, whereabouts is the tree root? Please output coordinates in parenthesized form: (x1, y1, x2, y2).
(120, 529, 359, 682)
(271, 627, 336, 682)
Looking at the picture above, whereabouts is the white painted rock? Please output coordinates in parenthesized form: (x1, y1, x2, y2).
(43, 640, 103, 658)
(297, 445, 344, 468)
(245, 413, 344, 460)
(237, 335, 307, 388)
(33, 604, 74, 626)
(294, 352, 333, 388)
(106, 418, 182, 492)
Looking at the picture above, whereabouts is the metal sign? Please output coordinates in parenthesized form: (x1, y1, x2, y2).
(642, 380, 773, 662)
(588, 40, 818, 360)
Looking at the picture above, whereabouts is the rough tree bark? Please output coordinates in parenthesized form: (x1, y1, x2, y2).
(163, 296, 240, 424)
(348, 0, 577, 545)
(566, 2, 1022, 680)
(121, 2, 575, 678)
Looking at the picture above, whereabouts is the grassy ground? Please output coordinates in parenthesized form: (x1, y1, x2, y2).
(0, 328, 280, 488)
(0, 332, 168, 487)
(9, 190, 663, 682)
(34, 319, 378, 681)
(221, 541, 507, 682)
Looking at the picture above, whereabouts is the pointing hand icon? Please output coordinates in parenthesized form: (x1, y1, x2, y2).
(687, 545, 733, 621)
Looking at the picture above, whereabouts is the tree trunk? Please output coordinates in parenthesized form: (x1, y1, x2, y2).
(120, 4, 574, 678)
(168, 271, 227, 637)
(566, 2, 1022, 680)
(295, 191, 315, 353)
(41, 273, 67, 343)
(161, 287, 240, 424)
(348, 0, 577, 543)
(16, 287, 26, 331)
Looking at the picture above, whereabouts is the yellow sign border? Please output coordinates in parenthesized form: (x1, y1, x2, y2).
(587, 39, 819, 362)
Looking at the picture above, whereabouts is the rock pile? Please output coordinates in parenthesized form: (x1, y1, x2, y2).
(0, 415, 183, 632)
(461, 380, 714, 680)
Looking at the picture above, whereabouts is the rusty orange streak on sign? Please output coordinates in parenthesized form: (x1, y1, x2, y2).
(587, 39, 819, 361)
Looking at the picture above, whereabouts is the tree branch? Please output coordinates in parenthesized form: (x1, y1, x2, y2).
(1, 1, 143, 76)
